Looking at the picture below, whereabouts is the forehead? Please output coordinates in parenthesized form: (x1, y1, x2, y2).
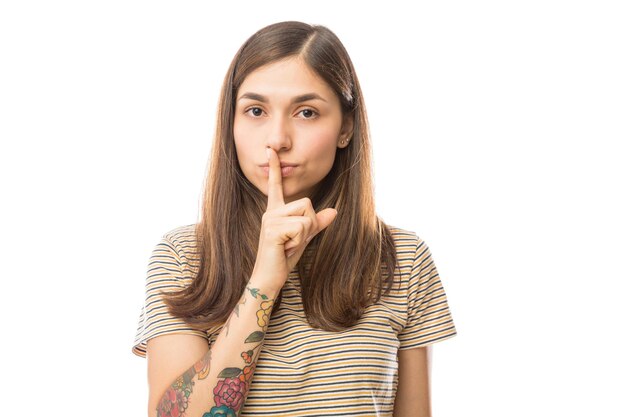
(237, 57, 337, 101)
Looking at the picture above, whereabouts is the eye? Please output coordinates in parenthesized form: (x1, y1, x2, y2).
(297, 108, 318, 119)
(244, 107, 265, 117)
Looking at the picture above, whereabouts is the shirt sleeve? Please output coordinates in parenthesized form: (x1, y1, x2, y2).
(397, 235, 457, 350)
(131, 234, 209, 358)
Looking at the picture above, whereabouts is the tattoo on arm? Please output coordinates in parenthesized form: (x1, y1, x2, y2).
(205, 286, 273, 416)
(155, 286, 274, 417)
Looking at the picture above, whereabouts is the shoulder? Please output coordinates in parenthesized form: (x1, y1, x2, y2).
(384, 224, 436, 276)
(156, 223, 201, 275)
(385, 224, 425, 254)
(160, 223, 199, 253)
(162, 223, 198, 245)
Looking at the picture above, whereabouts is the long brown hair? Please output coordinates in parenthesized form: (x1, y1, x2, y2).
(163, 21, 398, 332)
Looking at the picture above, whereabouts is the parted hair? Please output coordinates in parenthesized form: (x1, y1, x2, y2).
(163, 21, 398, 332)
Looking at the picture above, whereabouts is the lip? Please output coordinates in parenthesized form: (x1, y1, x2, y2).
(260, 165, 297, 177)
(259, 162, 299, 168)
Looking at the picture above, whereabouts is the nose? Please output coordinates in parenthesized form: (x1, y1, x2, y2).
(265, 114, 292, 153)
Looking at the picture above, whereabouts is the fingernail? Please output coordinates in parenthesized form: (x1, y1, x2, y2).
(305, 235, 313, 244)
(266, 148, 271, 160)
(286, 249, 295, 258)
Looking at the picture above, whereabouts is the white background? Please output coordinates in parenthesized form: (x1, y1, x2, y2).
(1, 1, 624, 416)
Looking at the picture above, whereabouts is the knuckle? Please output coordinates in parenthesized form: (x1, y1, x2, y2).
(304, 216, 313, 228)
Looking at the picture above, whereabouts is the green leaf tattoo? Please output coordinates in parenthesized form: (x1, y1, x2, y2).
(247, 286, 269, 300)
(245, 331, 264, 343)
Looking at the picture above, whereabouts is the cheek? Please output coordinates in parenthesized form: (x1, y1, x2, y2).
(233, 119, 252, 163)
(298, 124, 339, 160)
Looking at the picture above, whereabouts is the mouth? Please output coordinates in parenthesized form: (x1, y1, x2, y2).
(260, 165, 298, 177)
(259, 162, 299, 168)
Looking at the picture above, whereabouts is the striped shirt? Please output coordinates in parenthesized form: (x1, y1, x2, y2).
(132, 223, 457, 416)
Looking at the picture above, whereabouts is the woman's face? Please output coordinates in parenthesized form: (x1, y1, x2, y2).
(233, 56, 353, 204)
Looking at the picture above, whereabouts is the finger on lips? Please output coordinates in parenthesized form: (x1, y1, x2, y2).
(265, 146, 316, 256)
(266, 147, 285, 211)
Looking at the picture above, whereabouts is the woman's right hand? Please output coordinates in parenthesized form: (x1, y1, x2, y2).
(250, 147, 338, 292)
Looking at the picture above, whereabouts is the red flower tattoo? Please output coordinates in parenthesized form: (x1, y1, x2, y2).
(213, 377, 248, 411)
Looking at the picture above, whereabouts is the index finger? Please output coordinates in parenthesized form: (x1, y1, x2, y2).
(266, 147, 284, 210)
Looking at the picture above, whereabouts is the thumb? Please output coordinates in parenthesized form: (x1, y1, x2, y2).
(315, 208, 338, 233)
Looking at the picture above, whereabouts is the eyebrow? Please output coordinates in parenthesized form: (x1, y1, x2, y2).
(237, 92, 327, 104)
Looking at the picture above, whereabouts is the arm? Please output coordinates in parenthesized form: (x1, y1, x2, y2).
(146, 280, 279, 417)
(393, 345, 433, 417)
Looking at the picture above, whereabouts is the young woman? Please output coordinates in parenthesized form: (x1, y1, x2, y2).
(132, 21, 457, 417)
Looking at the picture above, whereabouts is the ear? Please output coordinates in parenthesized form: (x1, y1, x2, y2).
(337, 113, 354, 148)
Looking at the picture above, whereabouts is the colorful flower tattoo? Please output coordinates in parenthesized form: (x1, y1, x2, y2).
(156, 286, 274, 417)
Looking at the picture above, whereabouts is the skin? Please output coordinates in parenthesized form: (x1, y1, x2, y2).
(233, 56, 354, 204)
(393, 346, 433, 417)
